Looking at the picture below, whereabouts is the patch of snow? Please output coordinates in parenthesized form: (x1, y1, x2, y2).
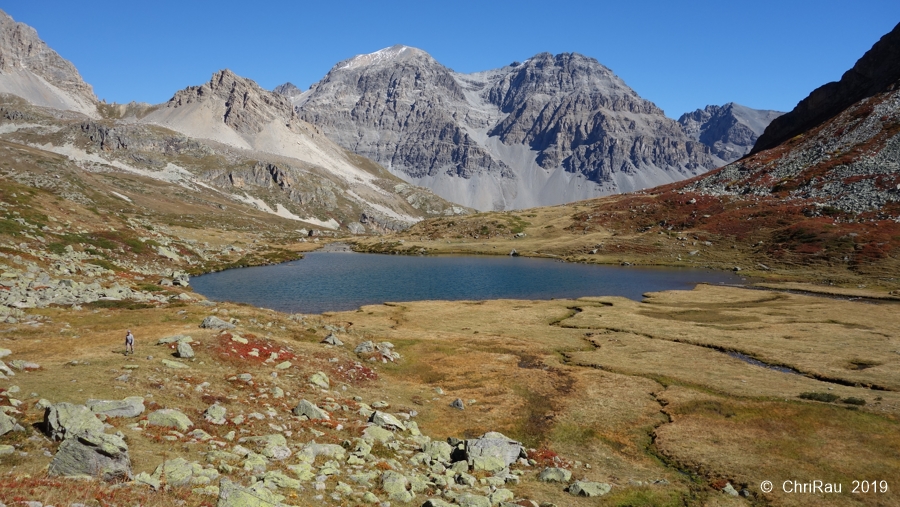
(345, 190, 418, 223)
(298, 216, 340, 230)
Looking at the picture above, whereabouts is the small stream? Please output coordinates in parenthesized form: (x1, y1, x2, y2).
(723, 350, 801, 375)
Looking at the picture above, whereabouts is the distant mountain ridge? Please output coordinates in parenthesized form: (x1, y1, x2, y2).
(678, 103, 783, 162)
(292, 46, 720, 211)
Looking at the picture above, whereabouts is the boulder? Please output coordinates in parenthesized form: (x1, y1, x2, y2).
(217, 478, 287, 507)
(204, 404, 228, 425)
(43, 402, 106, 441)
(176, 341, 195, 359)
(370, 410, 406, 431)
(48, 431, 132, 482)
(422, 441, 453, 462)
(292, 399, 329, 420)
(539, 467, 572, 483)
(421, 500, 454, 507)
(200, 316, 235, 330)
(354, 341, 375, 354)
(381, 470, 413, 503)
(308, 371, 330, 389)
(568, 481, 612, 497)
(457, 493, 491, 507)
(87, 397, 145, 418)
(157, 334, 192, 345)
(450, 398, 465, 410)
(240, 434, 291, 460)
(0, 412, 24, 436)
(162, 359, 190, 369)
(147, 409, 193, 431)
(322, 333, 343, 346)
(147, 457, 218, 487)
(465, 432, 523, 467)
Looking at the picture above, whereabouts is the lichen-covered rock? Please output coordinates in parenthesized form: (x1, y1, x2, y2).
(200, 316, 235, 329)
(43, 402, 106, 441)
(465, 431, 522, 466)
(308, 371, 330, 389)
(568, 480, 612, 497)
(539, 467, 572, 483)
(297, 442, 346, 463)
(489, 489, 515, 504)
(87, 397, 145, 418)
(381, 470, 413, 503)
(456, 493, 491, 507)
(157, 334, 192, 345)
(363, 425, 394, 443)
(470, 455, 505, 472)
(370, 410, 405, 431)
(176, 341, 195, 359)
(147, 408, 193, 431)
(292, 399, 329, 420)
(0, 411, 24, 436)
(147, 457, 218, 487)
(204, 404, 227, 425)
(422, 440, 452, 462)
(48, 431, 132, 481)
(217, 478, 287, 507)
(240, 434, 291, 460)
(257, 470, 301, 490)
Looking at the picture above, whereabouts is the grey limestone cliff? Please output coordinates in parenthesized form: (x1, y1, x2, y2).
(296, 46, 719, 210)
(678, 103, 783, 162)
(0, 9, 97, 116)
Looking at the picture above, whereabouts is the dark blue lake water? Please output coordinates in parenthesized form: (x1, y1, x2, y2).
(191, 251, 744, 314)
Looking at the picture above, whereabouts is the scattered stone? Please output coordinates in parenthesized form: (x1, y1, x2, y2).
(0, 444, 14, 455)
(49, 431, 132, 482)
(322, 333, 343, 346)
(240, 434, 292, 460)
(176, 341, 195, 359)
(275, 361, 291, 370)
(200, 316, 235, 330)
(292, 399, 330, 420)
(162, 359, 189, 369)
(43, 403, 106, 441)
(157, 334, 192, 345)
(539, 467, 572, 483)
(450, 398, 465, 410)
(147, 409, 193, 432)
(0, 348, 10, 358)
(466, 432, 523, 466)
(217, 478, 286, 507)
(309, 371, 330, 389)
(381, 470, 413, 503)
(87, 397, 145, 418)
(722, 483, 739, 496)
(0, 412, 24, 436)
(457, 493, 491, 507)
(370, 411, 406, 431)
(568, 481, 612, 497)
(204, 404, 228, 425)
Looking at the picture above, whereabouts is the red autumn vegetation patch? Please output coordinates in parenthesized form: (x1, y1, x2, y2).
(213, 332, 297, 365)
(527, 446, 571, 469)
(324, 358, 379, 385)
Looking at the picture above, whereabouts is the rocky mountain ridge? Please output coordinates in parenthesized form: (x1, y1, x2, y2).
(752, 21, 900, 153)
(294, 47, 720, 211)
(678, 102, 783, 162)
(0, 10, 466, 235)
(0, 10, 97, 117)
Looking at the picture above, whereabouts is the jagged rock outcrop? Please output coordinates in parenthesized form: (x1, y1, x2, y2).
(752, 21, 900, 153)
(0, 9, 97, 116)
(685, 22, 900, 217)
(678, 103, 783, 162)
(297, 46, 719, 210)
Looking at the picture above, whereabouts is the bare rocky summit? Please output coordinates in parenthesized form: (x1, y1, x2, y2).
(0, 9, 97, 116)
(678, 103, 783, 163)
(296, 46, 719, 210)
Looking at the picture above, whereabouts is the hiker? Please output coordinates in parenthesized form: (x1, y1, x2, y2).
(125, 329, 135, 355)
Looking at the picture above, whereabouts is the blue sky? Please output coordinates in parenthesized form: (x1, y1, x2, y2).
(3, 1, 898, 118)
